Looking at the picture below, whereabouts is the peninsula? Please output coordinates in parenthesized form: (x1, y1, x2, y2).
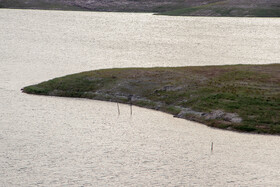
(23, 64, 280, 134)
(1, 0, 280, 17)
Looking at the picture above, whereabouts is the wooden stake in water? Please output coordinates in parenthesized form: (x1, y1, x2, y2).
(128, 94, 133, 116)
(211, 142, 213, 152)
(117, 102, 120, 115)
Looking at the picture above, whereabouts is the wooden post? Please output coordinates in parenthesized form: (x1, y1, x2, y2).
(128, 94, 133, 116)
(211, 142, 213, 152)
(117, 102, 120, 115)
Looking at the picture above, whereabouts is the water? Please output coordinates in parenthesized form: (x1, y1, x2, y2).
(1, 9, 280, 186)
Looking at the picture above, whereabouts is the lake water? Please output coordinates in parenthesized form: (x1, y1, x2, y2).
(0, 9, 280, 186)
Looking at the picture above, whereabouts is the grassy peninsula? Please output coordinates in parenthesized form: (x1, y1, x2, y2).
(1, 0, 280, 17)
(23, 64, 280, 134)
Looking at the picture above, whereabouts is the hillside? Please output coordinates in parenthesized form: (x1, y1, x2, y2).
(1, 0, 280, 17)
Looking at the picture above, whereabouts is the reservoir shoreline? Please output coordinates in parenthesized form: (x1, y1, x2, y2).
(2, 9, 280, 186)
(1, 0, 280, 17)
(23, 64, 280, 135)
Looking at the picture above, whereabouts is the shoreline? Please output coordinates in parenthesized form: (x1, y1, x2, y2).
(1, 0, 279, 17)
(22, 64, 280, 135)
(24, 92, 278, 136)
(2, 8, 280, 18)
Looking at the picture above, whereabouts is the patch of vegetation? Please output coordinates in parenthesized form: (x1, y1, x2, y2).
(159, 4, 280, 17)
(134, 100, 157, 108)
(251, 8, 280, 17)
(234, 125, 257, 132)
(158, 1, 226, 16)
(163, 106, 181, 115)
(23, 64, 280, 134)
(23, 85, 49, 95)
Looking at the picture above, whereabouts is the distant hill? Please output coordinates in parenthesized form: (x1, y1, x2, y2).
(0, 0, 280, 17)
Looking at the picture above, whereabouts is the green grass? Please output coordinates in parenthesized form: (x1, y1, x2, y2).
(23, 64, 280, 134)
(158, 1, 227, 16)
(159, 4, 280, 17)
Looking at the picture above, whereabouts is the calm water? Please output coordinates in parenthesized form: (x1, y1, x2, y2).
(1, 9, 280, 186)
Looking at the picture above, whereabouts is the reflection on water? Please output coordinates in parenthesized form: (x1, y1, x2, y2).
(0, 9, 280, 186)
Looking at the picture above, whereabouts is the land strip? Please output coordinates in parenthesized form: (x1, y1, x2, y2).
(1, 0, 280, 17)
(23, 64, 280, 134)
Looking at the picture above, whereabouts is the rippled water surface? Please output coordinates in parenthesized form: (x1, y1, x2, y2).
(1, 9, 280, 186)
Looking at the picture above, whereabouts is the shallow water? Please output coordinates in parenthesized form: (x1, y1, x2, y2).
(0, 9, 280, 186)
